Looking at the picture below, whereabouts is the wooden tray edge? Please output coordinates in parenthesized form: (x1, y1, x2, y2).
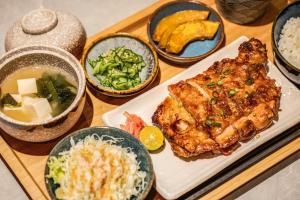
(0, 136, 48, 200)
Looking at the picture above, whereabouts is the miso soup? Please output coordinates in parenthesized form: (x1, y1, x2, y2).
(0, 66, 77, 123)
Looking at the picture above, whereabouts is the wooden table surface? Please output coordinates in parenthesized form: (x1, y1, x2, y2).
(0, 0, 299, 200)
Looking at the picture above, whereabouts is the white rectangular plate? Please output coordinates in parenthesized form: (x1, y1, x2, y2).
(102, 36, 300, 199)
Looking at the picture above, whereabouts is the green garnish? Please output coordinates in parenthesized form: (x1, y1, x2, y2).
(220, 110, 226, 117)
(246, 77, 254, 85)
(212, 91, 219, 98)
(206, 119, 213, 125)
(228, 88, 238, 97)
(211, 121, 222, 127)
(0, 93, 20, 107)
(206, 119, 222, 127)
(210, 97, 217, 105)
(217, 80, 223, 86)
(207, 81, 215, 88)
(88, 46, 146, 90)
(223, 68, 231, 75)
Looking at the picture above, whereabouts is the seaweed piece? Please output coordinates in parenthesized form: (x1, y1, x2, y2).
(37, 79, 58, 101)
(0, 93, 19, 107)
(37, 72, 77, 116)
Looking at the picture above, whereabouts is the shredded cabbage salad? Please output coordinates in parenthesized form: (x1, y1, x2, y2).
(47, 134, 147, 200)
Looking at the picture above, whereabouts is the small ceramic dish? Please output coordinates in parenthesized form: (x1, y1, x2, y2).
(272, 1, 300, 85)
(147, 0, 224, 64)
(0, 45, 86, 142)
(45, 126, 154, 200)
(81, 33, 159, 97)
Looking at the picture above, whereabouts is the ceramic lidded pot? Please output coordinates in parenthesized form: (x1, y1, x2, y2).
(215, 0, 270, 24)
(5, 8, 86, 58)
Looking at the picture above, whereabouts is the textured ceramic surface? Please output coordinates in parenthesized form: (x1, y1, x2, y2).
(272, 1, 300, 85)
(0, 45, 86, 142)
(147, 0, 224, 64)
(103, 36, 300, 199)
(45, 126, 154, 200)
(5, 8, 86, 58)
(215, 0, 270, 24)
(82, 33, 159, 97)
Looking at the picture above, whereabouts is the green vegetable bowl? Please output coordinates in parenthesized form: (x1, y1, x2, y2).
(82, 33, 159, 97)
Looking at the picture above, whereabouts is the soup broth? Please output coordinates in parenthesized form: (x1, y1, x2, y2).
(0, 66, 77, 123)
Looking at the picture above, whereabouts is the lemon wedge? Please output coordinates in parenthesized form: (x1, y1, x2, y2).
(139, 126, 164, 151)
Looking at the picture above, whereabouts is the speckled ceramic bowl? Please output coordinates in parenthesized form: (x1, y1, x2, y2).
(272, 1, 300, 85)
(45, 126, 154, 200)
(81, 33, 159, 97)
(0, 45, 86, 142)
(147, 0, 224, 64)
(5, 8, 87, 59)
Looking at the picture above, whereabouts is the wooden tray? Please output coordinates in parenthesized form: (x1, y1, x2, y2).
(0, 0, 299, 199)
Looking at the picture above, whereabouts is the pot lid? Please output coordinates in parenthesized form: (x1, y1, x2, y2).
(21, 9, 58, 34)
(5, 8, 86, 58)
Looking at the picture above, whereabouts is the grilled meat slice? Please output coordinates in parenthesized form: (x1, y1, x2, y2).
(168, 81, 209, 125)
(152, 38, 281, 158)
(152, 96, 218, 157)
(237, 38, 268, 66)
(187, 42, 279, 143)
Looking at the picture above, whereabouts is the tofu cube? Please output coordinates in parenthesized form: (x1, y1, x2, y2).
(10, 94, 22, 103)
(17, 78, 37, 95)
(23, 97, 52, 118)
(23, 96, 40, 106)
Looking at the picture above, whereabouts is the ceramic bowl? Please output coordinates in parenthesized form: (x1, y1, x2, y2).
(5, 8, 87, 59)
(0, 45, 86, 142)
(215, 0, 270, 24)
(272, 1, 300, 85)
(45, 126, 154, 200)
(147, 0, 224, 64)
(81, 33, 159, 97)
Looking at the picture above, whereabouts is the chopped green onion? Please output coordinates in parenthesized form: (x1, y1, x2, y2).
(210, 97, 217, 105)
(206, 119, 212, 126)
(246, 77, 254, 85)
(220, 110, 226, 117)
(211, 121, 222, 127)
(228, 89, 237, 97)
(206, 119, 222, 127)
(212, 91, 219, 98)
(223, 68, 231, 75)
(217, 80, 223, 86)
(207, 81, 215, 88)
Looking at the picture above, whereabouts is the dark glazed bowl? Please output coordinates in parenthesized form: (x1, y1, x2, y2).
(81, 33, 159, 97)
(45, 126, 154, 200)
(0, 45, 86, 142)
(147, 0, 224, 64)
(272, 1, 300, 85)
(215, 0, 271, 24)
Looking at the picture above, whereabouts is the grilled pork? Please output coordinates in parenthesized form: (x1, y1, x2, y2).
(152, 38, 281, 158)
